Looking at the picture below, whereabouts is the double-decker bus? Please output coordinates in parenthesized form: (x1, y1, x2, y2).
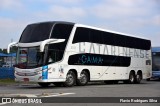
(8, 21, 152, 87)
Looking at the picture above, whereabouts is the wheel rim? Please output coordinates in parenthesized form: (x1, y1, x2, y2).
(137, 74, 142, 82)
(130, 74, 134, 83)
(80, 73, 87, 84)
(66, 73, 74, 85)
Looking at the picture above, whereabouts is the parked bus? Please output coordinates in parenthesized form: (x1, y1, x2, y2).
(147, 47, 160, 80)
(8, 21, 152, 87)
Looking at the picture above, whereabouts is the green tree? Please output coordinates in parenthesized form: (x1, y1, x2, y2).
(2, 49, 7, 54)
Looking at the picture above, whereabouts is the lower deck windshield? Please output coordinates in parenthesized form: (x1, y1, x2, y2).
(16, 46, 64, 69)
(16, 47, 43, 68)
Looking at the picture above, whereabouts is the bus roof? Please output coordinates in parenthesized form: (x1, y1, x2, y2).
(28, 21, 75, 26)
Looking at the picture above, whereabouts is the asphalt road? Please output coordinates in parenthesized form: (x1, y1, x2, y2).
(0, 79, 160, 106)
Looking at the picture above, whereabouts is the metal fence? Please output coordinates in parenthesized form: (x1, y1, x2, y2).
(0, 67, 14, 79)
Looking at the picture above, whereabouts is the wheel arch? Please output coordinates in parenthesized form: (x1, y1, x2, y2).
(68, 69, 78, 79)
(137, 70, 143, 79)
(137, 70, 142, 75)
(130, 70, 136, 76)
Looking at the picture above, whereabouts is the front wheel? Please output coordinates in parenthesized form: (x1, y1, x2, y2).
(63, 71, 76, 87)
(77, 71, 89, 86)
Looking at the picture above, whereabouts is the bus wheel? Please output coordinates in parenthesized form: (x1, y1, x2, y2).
(38, 82, 51, 87)
(63, 71, 76, 87)
(135, 72, 142, 84)
(77, 71, 89, 86)
(128, 71, 136, 84)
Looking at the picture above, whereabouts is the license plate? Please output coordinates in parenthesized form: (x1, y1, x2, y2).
(23, 78, 29, 82)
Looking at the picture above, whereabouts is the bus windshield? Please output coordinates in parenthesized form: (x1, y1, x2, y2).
(16, 47, 44, 69)
(16, 46, 63, 69)
(20, 22, 53, 43)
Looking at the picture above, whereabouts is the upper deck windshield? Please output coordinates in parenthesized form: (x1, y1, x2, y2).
(19, 22, 74, 43)
(16, 22, 74, 69)
(20, 22, 53, 43)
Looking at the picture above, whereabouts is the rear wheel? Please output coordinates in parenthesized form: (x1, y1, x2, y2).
(63, 71, 76, 87)
(38, 82, 51, 87)
(128, 71, 136, 84)
(77, 71, 89, 86)
(135, 72, 142, 84)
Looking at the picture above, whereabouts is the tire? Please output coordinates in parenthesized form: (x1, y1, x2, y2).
(128, 71, 136, 84)
(77, 71, 89, 86)
(38, 82, 51, 87)
(124, 71, 136, 84)
(135, 72, 142, 84)
(63, 71, 76, 87)
(53, 82, 63, 87)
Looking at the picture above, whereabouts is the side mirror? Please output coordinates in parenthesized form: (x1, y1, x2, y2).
(7, 42, 18, 53)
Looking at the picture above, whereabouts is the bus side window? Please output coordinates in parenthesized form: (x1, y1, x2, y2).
(72, 27, 90, 43)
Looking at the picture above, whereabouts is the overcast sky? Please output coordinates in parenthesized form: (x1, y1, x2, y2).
(0, 0, 160, 48)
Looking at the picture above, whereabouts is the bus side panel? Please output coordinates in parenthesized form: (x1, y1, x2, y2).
(101, 67, 116, 80)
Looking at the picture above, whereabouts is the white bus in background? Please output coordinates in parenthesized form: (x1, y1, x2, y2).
(8, 21, 152, 87)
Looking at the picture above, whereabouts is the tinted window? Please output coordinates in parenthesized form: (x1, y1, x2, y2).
(45, 43, 64, 64)
(51, 24, 73, 39)
(72, 27, 90, 43)
(102, 31, 115, 45)
(114, 34, 126, 47)
(68, 53, 131, 67)
(20, 23, 53, 43)
(90, 29, 103, 44)
(73, 27, 151, 50)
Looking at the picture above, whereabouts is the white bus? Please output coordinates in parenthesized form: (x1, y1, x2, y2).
(8, 21, 152, 87)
